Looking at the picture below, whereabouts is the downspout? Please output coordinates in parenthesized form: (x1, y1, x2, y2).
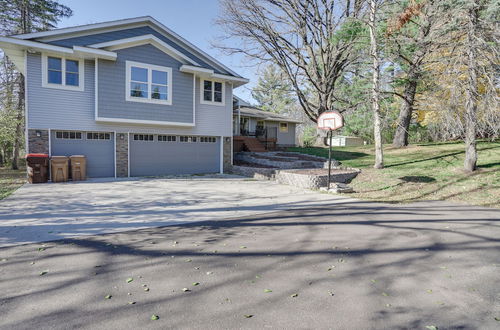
(237, 103, 241, 136)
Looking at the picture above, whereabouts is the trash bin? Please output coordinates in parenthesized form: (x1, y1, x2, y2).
(26, 153, 49, 184)
(69, 155, 86, 181)
(50, 156, 69, 183)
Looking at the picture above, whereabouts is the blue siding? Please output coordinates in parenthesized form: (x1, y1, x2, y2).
(27, 52, 233, 137)
(44, 26, 227, 74)
(98, 44, 193, 123)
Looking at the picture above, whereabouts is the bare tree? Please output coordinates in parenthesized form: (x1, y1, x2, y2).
(368, 0, 384, 168)
(216, 0, 366, 123)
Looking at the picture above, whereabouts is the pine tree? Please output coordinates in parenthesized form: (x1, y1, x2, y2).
(0, 0, 72, 169)
(251, 65, 295, 114)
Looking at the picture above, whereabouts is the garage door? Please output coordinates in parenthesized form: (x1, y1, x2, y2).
(130, 134, 220, 176)
(51, 131, 114, 178)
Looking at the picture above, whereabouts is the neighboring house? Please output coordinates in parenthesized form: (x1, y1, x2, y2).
(233, 97, 301, 151)
(0, 16, 248, 178)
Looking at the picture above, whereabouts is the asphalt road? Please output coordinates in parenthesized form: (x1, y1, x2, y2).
(0, 200, 499, 329)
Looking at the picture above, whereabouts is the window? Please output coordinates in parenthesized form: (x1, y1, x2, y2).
(126, 61, 172, 105)
(280, 122, 289, 133)
(200, 136, 217, 143)
(201, 79, 225, 105)
(42, 54, 84, 91)
(180, 136, 197, 143)
(87, 132, 111, 140)
(55, 131, 82, 139)
(133, 134, 154, 141)
(158, 135, 176, 142)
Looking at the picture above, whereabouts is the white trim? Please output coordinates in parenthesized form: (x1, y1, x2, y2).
(95, 116, 195, 127)
(219, 136, 224, 174)
(180, 65, 249, 87)
(41, 54, 84, 91)
(113, 131, 117, 178)
(90, 35, 197, 66)
(24, 51, 29, 153)
(125, 60, 173, 105)
(0, 36, 117, 60)
(94, 58, 98, 119)
(11, 16, 244, 78)
(72, 46, 117, 61)
(200, 78, 225, 106)
(127, 132, 130, 178)
(192, 74, 196, 125)
(280, 122, 289, 133)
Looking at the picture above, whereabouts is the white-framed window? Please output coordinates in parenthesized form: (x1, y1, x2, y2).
(200, 79, 225, 106)
(133, 134, 154, 141)
(87, 132, 111, 140)
(280, 122, 289, 133)
(158, 135, 176, 142)
(55, 131, 82, 139)
(200, 136, 217, 143)
(180, 136, 197, 143)
(126, 61, 173, 105)
(41, 54, 84, 91)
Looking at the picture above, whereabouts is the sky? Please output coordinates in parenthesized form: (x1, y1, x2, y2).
(56, 0, 258, 103)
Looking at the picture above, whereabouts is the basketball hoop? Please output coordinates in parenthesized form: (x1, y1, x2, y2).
(317, 111, 344, 190)
(317, 111, 344, 131)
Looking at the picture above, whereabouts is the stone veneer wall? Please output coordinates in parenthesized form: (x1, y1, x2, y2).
(223, 137, 232, 173)
(27, 129, 49, 154)
(116, 133, 129, 177)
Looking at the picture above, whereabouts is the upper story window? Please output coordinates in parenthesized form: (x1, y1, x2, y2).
(42, 54, 84, 91)
(126, 61, 172, 105)
(201, 79, 225, 106)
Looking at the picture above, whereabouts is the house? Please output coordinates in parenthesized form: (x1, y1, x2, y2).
(233, 97, 301, 152)
(0, 16, 248, 178)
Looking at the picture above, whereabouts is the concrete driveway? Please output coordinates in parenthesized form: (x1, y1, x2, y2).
(0, 175, 350, 247)
(0, 198, 499, 329)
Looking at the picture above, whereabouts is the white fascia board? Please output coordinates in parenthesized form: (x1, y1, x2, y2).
(73, 46, 117, 61)
(95, 116, 195, 127)
(179, 65, 213, 76)
(180, 65, 249, 87)
(0, 36, 73, 54)
(0, 37, 117, 62)
(89, 34, 198, 65)
(212, 73, 249, 87)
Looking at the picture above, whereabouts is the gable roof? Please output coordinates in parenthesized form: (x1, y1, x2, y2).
(234, 106, 302, 124)
(9, 16, 244, 80)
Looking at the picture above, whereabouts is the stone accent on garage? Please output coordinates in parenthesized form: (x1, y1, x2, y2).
(27, 129, 49, 154)
(223, 137, 232, 173)
(116, 133, 129, 177)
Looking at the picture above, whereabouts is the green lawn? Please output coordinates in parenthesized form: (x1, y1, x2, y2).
(288, 140, 500, 208)
(0, 167, 26, 200)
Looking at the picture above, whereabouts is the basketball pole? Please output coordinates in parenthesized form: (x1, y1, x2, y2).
(327, 129, 333, 190)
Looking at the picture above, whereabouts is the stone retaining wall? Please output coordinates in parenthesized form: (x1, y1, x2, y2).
(232, 165, 360, 190)
(276, 169, 360, 190)
(231, 166, 276, 180)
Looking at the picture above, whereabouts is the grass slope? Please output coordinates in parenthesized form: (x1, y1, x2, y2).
(0, 168, 26, 200)
(288, 141, 500, 208)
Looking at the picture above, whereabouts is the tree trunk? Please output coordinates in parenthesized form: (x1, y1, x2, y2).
(392, 72, 418, 147)
(11, 74, 25, 170)
(369, 0, 383, 169)
(464, 2, 479, 172)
